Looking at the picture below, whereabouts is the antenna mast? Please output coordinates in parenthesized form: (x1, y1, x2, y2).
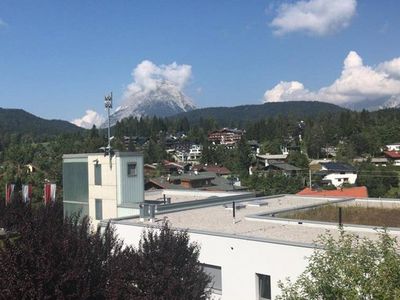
(104, 92, 113, 166)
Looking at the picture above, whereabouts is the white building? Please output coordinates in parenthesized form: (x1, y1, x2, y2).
(101, 194, 400, 299)
(63, 152, 144, 226)
(188, 144, 203, 162)
(256, 153, 288, 167)
(320, 162, 357, 187)
(386, 143, 400, 151)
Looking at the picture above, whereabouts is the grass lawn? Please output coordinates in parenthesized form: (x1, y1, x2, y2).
(280, 205, 400, 227)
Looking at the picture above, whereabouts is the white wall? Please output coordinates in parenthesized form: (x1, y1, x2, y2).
(323, 173, 357, 187)
(112, 223, 313, 300)
(386, 144, 400, 151)
(88, 154, 118, 227)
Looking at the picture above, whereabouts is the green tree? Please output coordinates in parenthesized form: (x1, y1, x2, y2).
(234, 137, 252, 176)
(335, 141, 356, 163)
(277, 230, 400, 299)
(287, 151, 309, 169)
(356, 162, 399, 197)
(260, 139, 282, 155)
(130, 224, 211, 299)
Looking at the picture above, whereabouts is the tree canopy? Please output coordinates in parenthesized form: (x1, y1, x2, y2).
(277, 230, 400, 299)
(0, 201, 211, 299)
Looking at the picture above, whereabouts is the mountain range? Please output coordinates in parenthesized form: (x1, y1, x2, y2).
(108, 82, 195, 126)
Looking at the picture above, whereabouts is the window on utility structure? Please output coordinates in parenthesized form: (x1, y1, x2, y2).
(94, 164, 102, 185)
(202, 264, 222, 294)
(95, 198, 103, 220)
(257, 273, 271, 300)
(127, 162, 137, 177)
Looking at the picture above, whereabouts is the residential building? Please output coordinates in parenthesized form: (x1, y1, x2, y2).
(163, 161, 191, 175)
(144, 164, 158, 177)
(384, 151, 400, 166)
(353, 157, 388, 167)
(102, 194, 400, 299)
(188, 144, 203, 162)
(386, 143, 400, 151)
(170, 142, 202, 163)
(256, 153, 288, 168)
(247, 140, 260, 154)
(208, 128, 244, 145)
(193, 164, 232, 178)
(319, 162, 357, 187)
(62, 152, 144, 226)
(146, 171, 246, 192)
(266, 162, 302, 176)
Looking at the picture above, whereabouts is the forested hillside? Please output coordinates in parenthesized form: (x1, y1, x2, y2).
(0, 108, 82, 138)
(174, 101, 347, 126)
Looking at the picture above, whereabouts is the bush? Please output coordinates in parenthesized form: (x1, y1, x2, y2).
(277, 230, 400, 299)
(0, 202, 211, 299)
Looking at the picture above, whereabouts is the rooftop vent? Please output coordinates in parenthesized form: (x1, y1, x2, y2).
(139, 203, 157, 222)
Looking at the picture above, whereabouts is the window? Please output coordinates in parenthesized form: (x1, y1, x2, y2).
(94, 164, 102, 185)
(95, 198, 102, 220)
(257, 273, 271, 300)
(202, 264, 222, 293)
(127, 162, 137, 177)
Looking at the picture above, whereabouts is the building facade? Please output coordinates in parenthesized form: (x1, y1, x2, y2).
(63, 152, 144, 226)
(103, 195, 400, 299)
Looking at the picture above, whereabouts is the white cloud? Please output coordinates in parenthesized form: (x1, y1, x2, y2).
(124, 60, 192, 98)
(270, 0, 357, 36)
(264, 51, 400, 106)
(377, 57, 400, 80)
(71, 110, 105, 129)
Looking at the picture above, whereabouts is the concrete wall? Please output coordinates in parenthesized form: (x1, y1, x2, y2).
(111, 223, 313, 300)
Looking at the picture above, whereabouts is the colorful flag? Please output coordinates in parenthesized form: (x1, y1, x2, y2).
(5, 183, 15, 205)
(44, 183, 56, 204)
(22, 184, 32, 203)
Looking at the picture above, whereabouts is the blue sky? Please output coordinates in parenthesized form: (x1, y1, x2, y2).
(1, 0, 400, 124)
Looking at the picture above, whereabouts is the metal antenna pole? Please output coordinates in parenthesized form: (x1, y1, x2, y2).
(104, 92, 113, 168)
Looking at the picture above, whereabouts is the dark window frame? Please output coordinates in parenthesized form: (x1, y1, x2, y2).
(94, 164, 102, 186)
(257, 273, 271, 300)
(127, 162, 137, 177)
(202, 263, 222, 294)
(95, 198, 102, 220)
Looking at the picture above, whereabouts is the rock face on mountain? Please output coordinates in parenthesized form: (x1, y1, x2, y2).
(108, 83, 195, 126)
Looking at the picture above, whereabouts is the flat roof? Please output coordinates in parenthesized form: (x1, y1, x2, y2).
(63, 151, 143, 159)
(145, 189, 252, 204)
(114, 195, 400, 247)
